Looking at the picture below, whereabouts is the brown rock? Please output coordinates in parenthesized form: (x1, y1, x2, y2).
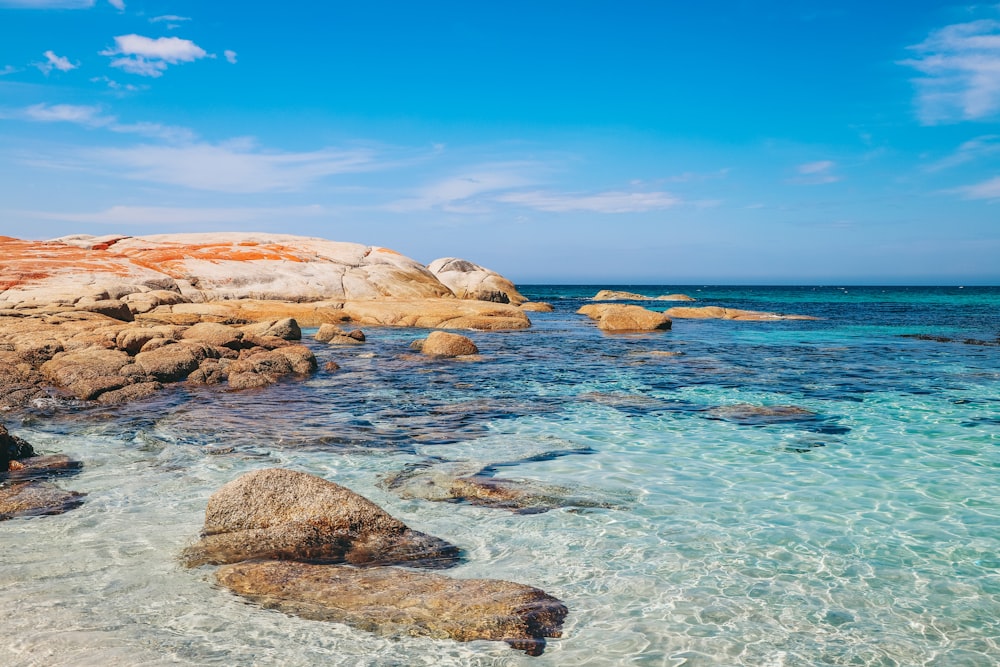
(78, 299, 135, 322)
(40, 348, 133, 399)
(519, 302, 554, 312)
(240, 318, 301, 341)
(593, 290, 695, 302)
(181, 468, 461, 568)
(314, 323, 346, 342)
(577, 304, 672, 332)
(706, 404, 817, 424)
(323, 361, 340, 372)
(95, 381, 163, 404)
(1, 423, 35, 471)
(216, 561, 566, 656)
(135, 344, 201, 382)
(181, 322, 245, 349)
(665, 306, 819, 321)
(0, 481, 85, 519)
(417, 331, 479, 357)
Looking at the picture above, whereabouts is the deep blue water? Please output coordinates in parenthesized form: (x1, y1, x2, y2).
(2, 285, 998, 666)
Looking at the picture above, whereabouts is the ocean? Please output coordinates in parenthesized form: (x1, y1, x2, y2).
(2, 285, 998, 666)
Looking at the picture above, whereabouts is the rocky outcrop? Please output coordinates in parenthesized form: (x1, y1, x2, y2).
(338, 299, 530, 330)
(519, 302, 554, 313)
(216, 561, 567, 656)
(0, 313, 317, 408)
(427, 257, 527, 305)
(1, 423, 35, 471)
(665, 306, 819, 321)
(0, 233, 454, 307)
(593, 290, 695, 302)
(411, 331, 479, 358)
(314, 323, 365, 346)
(577, 304, 672, 332)
(181, 468, 461, 568)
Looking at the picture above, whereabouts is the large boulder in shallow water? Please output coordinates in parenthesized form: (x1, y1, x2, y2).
(181, 468, 460, 568)
(411, 331, 479, 358)
(427, 257, 527, 305)
(577, 304, 672, 332)
(0, 481, 85, 519)
(216, 560, 567, 656)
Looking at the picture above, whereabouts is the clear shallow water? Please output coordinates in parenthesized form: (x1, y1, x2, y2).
(2, 286, 999, 666)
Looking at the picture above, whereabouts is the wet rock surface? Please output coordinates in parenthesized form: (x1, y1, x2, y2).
(181, 468, 461, 568)
(0, 425, 84, 520)
(215, 560, 567, 656)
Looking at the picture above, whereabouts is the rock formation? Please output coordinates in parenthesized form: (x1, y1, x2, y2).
(181, 468, 461, 568)
(0, 424, 85, 519)
(592, 290, 695, 301)
(410, 331, 479, 358)
(577, 304, 672, 332)
(216, 561, 567, 656)
(185, 468, 568, 655)
(665, 306, 819, 321)
(427, 257, 527, 304)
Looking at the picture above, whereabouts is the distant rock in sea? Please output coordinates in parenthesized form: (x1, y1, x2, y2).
(592, 290, 696, 302)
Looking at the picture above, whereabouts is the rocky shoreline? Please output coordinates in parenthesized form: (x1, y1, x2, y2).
(1, 232, 821, 655)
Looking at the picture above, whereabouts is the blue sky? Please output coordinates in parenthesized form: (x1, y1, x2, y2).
(1, 1, 999, 283)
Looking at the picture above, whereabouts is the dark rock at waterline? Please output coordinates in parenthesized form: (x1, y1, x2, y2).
(0, 480, 86, 520)
(5, 454, 83, 480)
(1, 423, 35, 470)
(902, 333, 999, 347)
(215, 560, 567, 656)
(181, 468, 461, 568)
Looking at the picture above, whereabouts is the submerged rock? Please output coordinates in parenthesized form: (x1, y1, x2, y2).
(0, 481, 85, 520)
(705, 404, 817, 424)
(577, 304, 672, 332)
(381, 463, 627, 514)
(182, 468, 461, 568)
(216, 560, 567, 656)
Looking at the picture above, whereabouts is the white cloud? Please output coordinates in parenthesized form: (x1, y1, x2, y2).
(36, 50, 78, 75)
(224, 50, 238, 64)
(17, 103, 195, 142)
(926, 134, 1000, 171)
(149, 14, 190, 22)
(386, 168, 533, 212)
(1, 65, 21, 76)
(26, 204, 328, 225)
(953, 175, 1000, 200)
(90, 74, 144, 92)
(497, 189, 681, 213)
(90, 141, 379, 193)
(901, 18, 1000, 124)
(107, 0, 123, 9)
(0, 0, 94, 7)
(101, 34, 208, 78)
(789, 160, 840, 184)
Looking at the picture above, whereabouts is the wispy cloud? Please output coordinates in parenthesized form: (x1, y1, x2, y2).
(926, 134, 1000, 171)
(224, 50, 238, 65)
(385, 167, 533, 213)
(789, 160, 840, 185)
(953, 175, 1000, 200)
(0, 0, 94, 7)
(36, 50, 78, 75)
(89, 140, 380, 193)
(901, 18, 1000, 124)
(1, 65, 22, 76)
(100, 34, 208, 77)
(149, 14, 190, 29)
(16, 103, 195, 142)
(24, 204, 329, 225)
(107, 0, 123, 10)
(90, 74, 144, 92)
(497, 189, 681, 213)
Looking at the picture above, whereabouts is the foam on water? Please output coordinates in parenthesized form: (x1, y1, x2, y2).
(2, 286, 999, 666)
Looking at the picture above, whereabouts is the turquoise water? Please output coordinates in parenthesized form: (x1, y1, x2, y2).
(2, 286, 999, 666)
